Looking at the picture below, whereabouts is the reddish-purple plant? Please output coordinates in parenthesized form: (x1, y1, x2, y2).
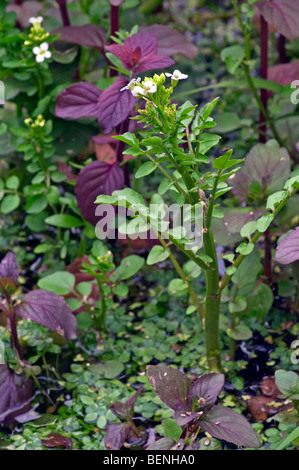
(104, 33, 174, 73)
(147, 366, 261, 449)
(105, 387, 144, 450)
(0, 252, 77, 424)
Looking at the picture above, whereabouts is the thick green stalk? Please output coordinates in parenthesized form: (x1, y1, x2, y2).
(203, 228, 221, 372)
(157, 233, 205, 322)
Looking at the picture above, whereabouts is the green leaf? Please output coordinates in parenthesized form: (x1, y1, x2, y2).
(227, 323, 252, 340)
(168, 278, 188, 296)
(76, 282, 92, 297)
(112, 284, 129, 297)
(45, 214, 83, 228)
(245, 283, 273, 319)
(161, 419, 182, 441)
(236, 242, 254, 255)
(1, 194, 20, 213)
(38, 272, 75, 295)
(284, 175, 299, 194)
(275, 370, 299, 400)
(214, 112, 241, 133)
(135, 161, 156, 178)
(256, 213, 274, 233)
(221, 45, 245, 74)
(275, 426, 299, 450)
(113, 132, 139, 147)
(229, 296, 247, 313)
(111, 255, 144, 281)
(199, 97, 220, 121)
(199, 134, 221, 154)
(266, 190, 287, 212)
(102, 360, 124, 379)
(240, 221, 257, 239)
(25, 194, 48, 214)
(147, 245, 170, 265)
(5, 175, 20, 190)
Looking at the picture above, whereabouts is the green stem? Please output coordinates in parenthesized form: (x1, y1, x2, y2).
(94, 277, 107, 331)
(203, 227, 221, 372)
(157, 233, 205, 322)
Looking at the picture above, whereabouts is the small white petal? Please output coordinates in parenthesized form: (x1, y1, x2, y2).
(165, 73, 172, 77)
(40, 42, 49, 51)
(44, 51, 51, 59)
(35, 55, 45, 63)
(29, 16, 43, 24)
(33, 46, 41, 55)
(131, 86, 145, 97)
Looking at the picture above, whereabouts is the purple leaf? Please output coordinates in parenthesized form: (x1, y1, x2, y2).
(256, 0, 299, 41)
(173, 403, 198, 426)
(187, 373, 225, 409)
(105, 33, 174, 73)
(139, 24, 198, 59)
(223, 208, 265, 234)
(105, 423, 130, 450)
(231, 142, 290, 203)
(15, 290, 77, 340)
(0, 365, 33, 425)
(200, 405, 261, 448)
(275, 226, 299, 265)
(97, 76, 138, 133)
(75, 161, 124, 225)
(147, 438, 176, 450)
(125, 386, 144, 414)
(147, 365, 191, 410)
(52, 24, 106, 51)
(0, 252, 19, 284)
(6, 1, 42, 29)
(55, 82, 102, 120)
(268, 59, 299, 86)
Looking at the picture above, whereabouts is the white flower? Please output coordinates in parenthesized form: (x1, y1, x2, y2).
(131, 85, 145, 97)
(143, 80, 157, 94)
(29, 16, 43, 24)
(33, 42, 51, 63)
(120, 77, 141, 92)
(165, 70, 188, 81)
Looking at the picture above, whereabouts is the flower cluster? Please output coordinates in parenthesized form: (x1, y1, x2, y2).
(24, 114, 46, 129)
(23, 17, 52, 63)
(121, 70, 188, 98)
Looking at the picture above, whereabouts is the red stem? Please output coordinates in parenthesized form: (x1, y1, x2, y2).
(57, 0, 71, 27)
(260, 15, 272, 284)
(259, 16, 268, 145)
(278, 34, 287, 64)
(109, 5, 119, 78)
